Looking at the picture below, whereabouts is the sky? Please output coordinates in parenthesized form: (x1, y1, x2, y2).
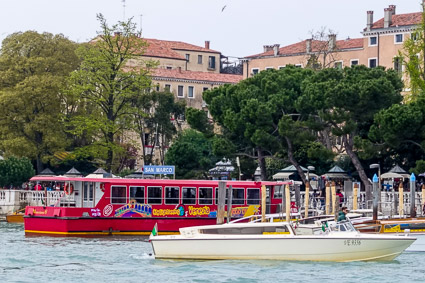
(0, 0, 422, 58)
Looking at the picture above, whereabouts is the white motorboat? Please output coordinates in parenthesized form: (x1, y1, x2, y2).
(150, 221, 415, 262)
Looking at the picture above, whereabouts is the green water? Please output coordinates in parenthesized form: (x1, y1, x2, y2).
(1, 221, 424, 282)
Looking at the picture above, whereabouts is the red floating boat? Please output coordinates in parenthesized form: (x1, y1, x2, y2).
(24, 176, 292, 236)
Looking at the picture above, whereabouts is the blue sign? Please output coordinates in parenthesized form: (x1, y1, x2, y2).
(144, 165, 175, 175)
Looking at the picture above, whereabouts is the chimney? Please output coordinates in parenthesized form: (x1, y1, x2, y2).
(273, 44, 280, 56)
(366, 11, 374, 31)
(306, 39, 312, 53)
(114, 32, 122, 37)
(205, 40, 210, 49)
(328, 34, 336, 51)
(389, 5, 396, 16)
(384, 8, 392, 28)
(177, 67, 182, 73)
(263, 45, 274, 53)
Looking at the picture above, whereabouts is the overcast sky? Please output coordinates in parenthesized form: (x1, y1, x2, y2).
(0, 0, 422, 58)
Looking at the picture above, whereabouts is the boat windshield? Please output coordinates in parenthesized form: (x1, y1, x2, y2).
(328, 221, 356, 232)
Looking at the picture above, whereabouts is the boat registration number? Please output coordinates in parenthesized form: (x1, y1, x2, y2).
(344, 240, 361, 246)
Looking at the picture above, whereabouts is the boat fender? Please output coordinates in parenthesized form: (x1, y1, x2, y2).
(64, 183, 74, 195)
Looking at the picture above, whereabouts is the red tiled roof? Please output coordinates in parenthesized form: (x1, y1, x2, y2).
(143, 38, 220, 60)
(151, 68, 242, 84)
(246, 38, 363, 59)
(370, 12, 422, 29)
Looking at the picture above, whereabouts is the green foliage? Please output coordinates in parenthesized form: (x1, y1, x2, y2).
(186, 107, 213, 137)
(399, 5, 425, 98)
(0, 157, 35, 187)
(67, 14, 152, 172)
(164, 129, 219, 179)
(0, 31, 80, 172)
(411, 160, 425, 175)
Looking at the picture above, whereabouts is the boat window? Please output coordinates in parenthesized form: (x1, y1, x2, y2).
(201, 225, 288, 235)
(111, 186, 127, 204)
(273, 185, 284, 198)
(165, 186, 180, 204)
(129, 186, 144, 203)
(215, 187, 228, 205)
(247, 188, 260, 204)
(232, 188, 245, 205)
(199, 187, 213, 204)
(182, 187, 196, 204)
(147, 186, 162, 204)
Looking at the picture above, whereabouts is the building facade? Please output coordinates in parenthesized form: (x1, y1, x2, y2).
(242, 4, 422, 86)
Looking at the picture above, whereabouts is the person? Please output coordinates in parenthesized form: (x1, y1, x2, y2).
(337, 207, 348, 222)
(336, 189, 344, 207)
(34, 182, 42, 191)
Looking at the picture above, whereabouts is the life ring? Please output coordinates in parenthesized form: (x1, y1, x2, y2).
(64, 183, 74, 195)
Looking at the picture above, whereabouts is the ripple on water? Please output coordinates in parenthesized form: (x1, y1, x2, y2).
(2, 222, 425, 283)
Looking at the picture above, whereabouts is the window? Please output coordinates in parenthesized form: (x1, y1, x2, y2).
(232, 188, 245, 205)
(147, 186, 162, 204)
(203, 87, 209, 92)
(215, 187, 228, 204)
(185, 54, 190, 61)
(199, 187, 213, 204)
(369, 58, 377, 68)
(111, 186, 127, 204)
(247, 188, 261, 205)
(394, 57, 402, 75)
(130, 186, 144, 203)
(369, 36, 377, 46)
(182, 187, 196, 204)
(411, 32, 418, 41)
(165, 84, 171, 91)
(295, 64, 303, 68)
(165, 186, 180, 204)
(188, 86, 194, 98)
(334, 61, 343, 69)
(350, 59, 359, 66)
(155, 85, 160, 91)
(395, 34, 403, 43)
(208, 56, 216, 69)
(265, 67, 274, 70)
(198, 55, 202, 64)
(251, 68, 259, 75)
(177, 85, 184, 97)
(166, 66, 172, 70)
(278, 66, 286, 69)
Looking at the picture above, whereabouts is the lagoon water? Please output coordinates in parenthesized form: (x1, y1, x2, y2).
(1, 221, 425, 283)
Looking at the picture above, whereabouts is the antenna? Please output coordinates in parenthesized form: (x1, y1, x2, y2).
(122, 0, 126, 21)
(139, 14, 143, 36)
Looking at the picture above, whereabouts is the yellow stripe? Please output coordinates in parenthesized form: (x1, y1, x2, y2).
(24, 230, 179, 236)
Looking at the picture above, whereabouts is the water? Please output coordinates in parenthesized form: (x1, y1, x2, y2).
(1, 221, 425, 283)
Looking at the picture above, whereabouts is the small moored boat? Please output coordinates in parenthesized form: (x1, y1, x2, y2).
(149, 221, 415, 262)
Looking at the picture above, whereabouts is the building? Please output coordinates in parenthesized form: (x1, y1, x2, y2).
(242, 4, 422, 85)
(126, 38, 243, 166)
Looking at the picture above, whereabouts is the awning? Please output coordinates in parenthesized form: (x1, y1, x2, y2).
(380, 172, 410, 179)
(273, 172, 318, 180)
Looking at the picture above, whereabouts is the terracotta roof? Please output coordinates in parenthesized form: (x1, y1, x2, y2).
(151, 68, 242, 84)
(143, 38, 220, 60)
(370, 12, 422, 29)
(246, 38, 363, 59)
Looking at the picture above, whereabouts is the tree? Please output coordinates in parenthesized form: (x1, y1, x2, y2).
(186, 107, 213, 137)
(132, 90, 185, 165)
(0, 31, 80, 173)
(399, 3, 425, 99)
(164, 129, 218, 179)
(305, 28, 341, 71)
(298, 65, 403, 199)
(67, 14, 152, 172)
(0, 156, 35, 188)
(204, 66, 322, 181)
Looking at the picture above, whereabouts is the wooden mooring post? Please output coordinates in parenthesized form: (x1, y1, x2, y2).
(217, 181, 227, 224)
(285, 184, 291, 222)
(304, 182, 310, 219)
(226, 185, 233, 223)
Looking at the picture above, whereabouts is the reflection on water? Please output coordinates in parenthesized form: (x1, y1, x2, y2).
(1, 221, 425, 283)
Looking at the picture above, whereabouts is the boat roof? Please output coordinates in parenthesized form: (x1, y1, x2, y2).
(29, 176, 292, 187)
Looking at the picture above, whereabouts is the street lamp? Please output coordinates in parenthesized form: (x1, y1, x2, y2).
(370, 164, 381, 191)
